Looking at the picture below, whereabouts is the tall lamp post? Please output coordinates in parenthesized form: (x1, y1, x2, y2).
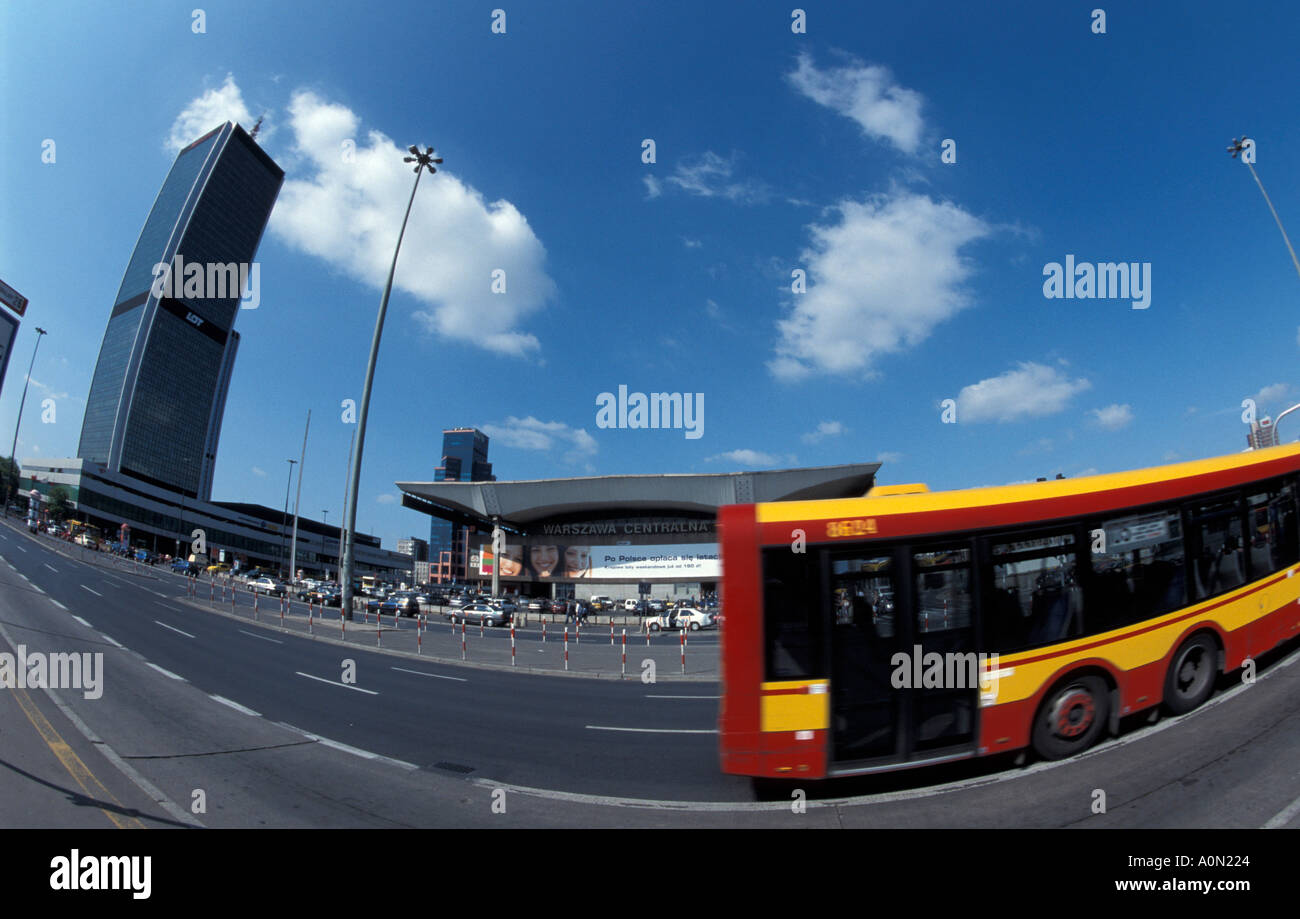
(280, 458, 297, 578)
(322, 509, 329, 579)
(6, 326, 47, 516)
(340, 144, 442, 618)
(1228, 136, 1300, 281)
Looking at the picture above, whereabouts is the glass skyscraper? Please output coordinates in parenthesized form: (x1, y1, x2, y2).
(78, 122, 283, 500)
(430, 427, 495, 578)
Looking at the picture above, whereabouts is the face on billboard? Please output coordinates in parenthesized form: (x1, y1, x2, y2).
(529, 545, 559, 577)
(499, 544, 524, 576)
(564, 545, 592, 578)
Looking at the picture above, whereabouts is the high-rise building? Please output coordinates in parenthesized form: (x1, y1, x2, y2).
(430, 427, 495, 578)
(77, 122, 283, 500)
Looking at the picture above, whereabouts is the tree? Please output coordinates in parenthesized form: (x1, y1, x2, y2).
(0, 457, 18, 506)
(47, 485, 71, 522)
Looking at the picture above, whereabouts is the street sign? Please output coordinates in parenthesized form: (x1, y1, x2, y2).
(0, 278, 27, 317)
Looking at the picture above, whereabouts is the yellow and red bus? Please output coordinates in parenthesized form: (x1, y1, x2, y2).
(717, 444, 1300, 779)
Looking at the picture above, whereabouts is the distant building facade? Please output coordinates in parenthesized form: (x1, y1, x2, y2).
(429, 428, 495, 581)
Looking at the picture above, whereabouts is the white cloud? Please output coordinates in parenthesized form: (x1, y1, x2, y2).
(166, 74, 261, 153)
(1252, 382, 1291, 407)
(480, 416, 597, 465)
(376, 493, 397, 505)
(1089, 403, 1134, 430)
(252, 466, 267, 477)
(788, 52, 925, 154)
(770, 192, 991, 380)
(801, 420, 845, 444)
(956, 363, 1091, 423)
(706, 449, 796, 467)
(666, 151, 768, 204)
(643, 175, 662, 199)
(876, 451, 904, 464)
(266, 88, 556, 357)
(682, 237, 702, 248)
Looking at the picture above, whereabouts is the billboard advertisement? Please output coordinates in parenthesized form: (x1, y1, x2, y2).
(479, 542, 719, 581)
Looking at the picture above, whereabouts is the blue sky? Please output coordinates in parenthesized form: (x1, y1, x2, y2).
(3, 0, 1300, 549)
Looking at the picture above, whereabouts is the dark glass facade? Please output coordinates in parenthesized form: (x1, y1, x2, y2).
(430, 428, 495, 579)
(78, 123, 282, 500)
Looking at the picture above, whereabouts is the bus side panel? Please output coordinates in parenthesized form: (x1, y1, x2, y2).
(718, 504, 763, 776)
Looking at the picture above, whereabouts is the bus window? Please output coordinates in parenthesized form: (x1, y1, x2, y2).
(984, 531, 1079, 653)
(761, 547, 824, 681)
(1190, 497, 1245, 600)
(1246, 482, 1300, 577)
(1087, 508, 1185, 633)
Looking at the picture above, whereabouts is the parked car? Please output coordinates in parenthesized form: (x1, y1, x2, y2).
(247, 577, 284, 595)
(647, 607, 714, 631)
(447, 601, 512, 627)
(380, 592, 421, 618)
(172, 558, 199, 575)
(588, 595, 615, 612)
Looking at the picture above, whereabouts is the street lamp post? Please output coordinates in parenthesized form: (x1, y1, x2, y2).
(322, 510, 329, 579)
(340, 144, 442, 619)
(280, 458, 297, 578)
(6, 326, 47, 516)
(1228, 136, 1300, 281)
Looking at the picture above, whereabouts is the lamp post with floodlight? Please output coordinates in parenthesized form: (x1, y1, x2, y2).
(340, 144, 442, 618)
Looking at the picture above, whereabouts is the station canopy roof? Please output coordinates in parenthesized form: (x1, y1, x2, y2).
(397, 463, 881, 529)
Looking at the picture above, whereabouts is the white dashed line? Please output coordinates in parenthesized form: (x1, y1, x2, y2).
(238, 630, 282, 644)
(210, 695, 261, 717)
(585, 725, 718, 734)
(1264, 793, 1300, 829)
(646, 695, 720, 700)
(50, 599, 68, 611)
(291, 731, 417, 770)
(44, 563, 57, 573)
(72, 616, 92, 628)
(145, 662, 186, 681)
(154, 620, 195, 639)
(14, 544, 26, 552)
(101, 635, 124, 649)
(295, 671, 379, 695)
(391, 666, 467, 682)
(81, 585, 102, 597)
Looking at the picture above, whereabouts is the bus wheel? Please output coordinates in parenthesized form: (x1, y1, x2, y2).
(1164, 634, 1218, 715)
(1031, 675, 1109, 761)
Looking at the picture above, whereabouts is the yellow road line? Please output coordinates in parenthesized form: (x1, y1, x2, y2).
(9, 685, 146, 829)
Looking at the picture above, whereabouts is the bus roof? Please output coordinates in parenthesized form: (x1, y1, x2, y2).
(755, 443, 1300, 526)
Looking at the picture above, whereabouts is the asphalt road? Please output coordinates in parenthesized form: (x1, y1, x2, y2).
(2, 518, 1298, 828)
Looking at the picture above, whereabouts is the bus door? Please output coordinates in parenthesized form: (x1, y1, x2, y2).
(908, 545, 977, 755)
(828, 551, 907, 762)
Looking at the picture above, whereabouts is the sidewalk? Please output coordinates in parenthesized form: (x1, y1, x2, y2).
(179, 582, 719, 681)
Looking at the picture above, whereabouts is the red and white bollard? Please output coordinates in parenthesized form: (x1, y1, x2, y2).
(564, 628, 569, 672)
(680, 628, 686, 674)
(610, 620, 615, 645)
(621, 629, 627, 678)
(209, 581, 214, 606)
(308, 600, 314, 635)
(542, 620, 547, 643)
(461, 621, 467, 661)
(280, 595, 285, 628)
(511, 626, 516, 667)
(417, 615, 423, 655)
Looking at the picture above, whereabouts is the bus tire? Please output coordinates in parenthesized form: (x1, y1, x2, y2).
(1031, 674, 1110, 761)
(1164, 633, 1218, 715)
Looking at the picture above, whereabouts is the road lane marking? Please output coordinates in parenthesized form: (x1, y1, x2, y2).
(50, 599, 68, 611)
(146, 662, 186, 681)
(14, 544, 26, 552)
(391, 666, 467, 682)
(9, 684, 145, 829)
(101, 634, 124, 649)
(295, 671, 379, 695)
(645, 695, 720, 700)
(585, 725, 718, 734)
(239, 630, 282, 644)
(154, 620, 195, 639)
(72, 616, 92, 628)
(81, 585, 102, 597)
(210, 695, 261, 717)
(291, 731, 417, 770)
(44, 563, 57, 573)
(1264, 793, 1300, 829)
